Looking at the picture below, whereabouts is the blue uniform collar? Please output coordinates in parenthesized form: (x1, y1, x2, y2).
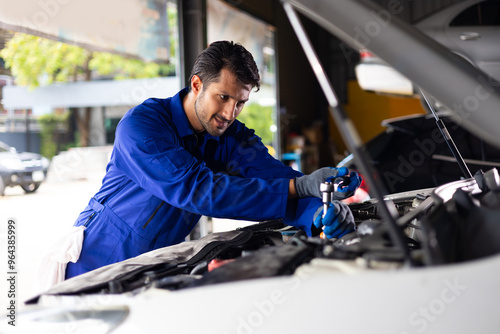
(171, 87, 220, 143)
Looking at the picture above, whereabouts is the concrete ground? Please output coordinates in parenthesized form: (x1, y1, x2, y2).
(0, 147, 109, 307)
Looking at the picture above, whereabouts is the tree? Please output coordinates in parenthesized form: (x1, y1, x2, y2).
(0, 33, 170, 147)
(38, 112, 68, 159)
(238, 103, 274, 145)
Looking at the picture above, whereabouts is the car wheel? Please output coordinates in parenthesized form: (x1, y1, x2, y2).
(21, 182, 41, 194)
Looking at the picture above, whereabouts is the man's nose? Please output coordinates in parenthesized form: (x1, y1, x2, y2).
(221, 102, 237, 120)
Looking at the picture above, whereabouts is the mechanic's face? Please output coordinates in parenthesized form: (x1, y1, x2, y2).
(194, 68, 252, 137)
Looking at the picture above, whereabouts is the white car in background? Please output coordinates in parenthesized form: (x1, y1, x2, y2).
(356, 0, 500, 96)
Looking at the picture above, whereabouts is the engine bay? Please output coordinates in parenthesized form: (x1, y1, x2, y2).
(26, 167, 500, 305)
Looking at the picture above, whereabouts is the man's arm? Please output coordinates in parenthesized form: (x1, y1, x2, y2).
(288, 178, 297, 198)
(113, 111, 292, 222)
(227, 122, 360, 237)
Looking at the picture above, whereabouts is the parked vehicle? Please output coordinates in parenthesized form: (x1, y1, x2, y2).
(0, 141, 49, 195)
(5, 0, 500, 333)
(356, 0, 500, 96)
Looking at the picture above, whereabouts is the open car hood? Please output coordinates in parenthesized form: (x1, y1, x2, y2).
(286, 0, 500, 149)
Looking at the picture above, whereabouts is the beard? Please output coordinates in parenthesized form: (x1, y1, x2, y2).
(194, 93, 231, 137)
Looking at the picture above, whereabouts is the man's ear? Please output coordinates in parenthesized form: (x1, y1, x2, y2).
(191, 75, 203, 95)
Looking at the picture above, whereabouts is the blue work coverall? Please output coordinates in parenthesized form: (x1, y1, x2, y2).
(66, 88, 322, 278)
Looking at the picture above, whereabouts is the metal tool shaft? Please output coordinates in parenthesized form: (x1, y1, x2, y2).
(320, 181, 334, 218)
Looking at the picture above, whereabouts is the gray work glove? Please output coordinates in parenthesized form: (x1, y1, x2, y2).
(295, 167, 349, 198)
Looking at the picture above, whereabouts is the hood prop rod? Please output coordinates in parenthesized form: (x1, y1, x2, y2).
(419, 88, 473, 179)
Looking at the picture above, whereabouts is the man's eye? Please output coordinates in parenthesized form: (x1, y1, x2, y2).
(219, 95, 228, 100)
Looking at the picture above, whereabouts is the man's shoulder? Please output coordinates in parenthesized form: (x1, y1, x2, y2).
(116, 97, 176, 138)
(125, 88, 186, 121)
(131, 97, 171, 115)
(120, 97, 175, 127)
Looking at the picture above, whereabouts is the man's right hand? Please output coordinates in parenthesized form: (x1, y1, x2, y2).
(313, 201, 355, 239)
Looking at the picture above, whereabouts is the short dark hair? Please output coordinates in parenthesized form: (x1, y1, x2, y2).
(189, 41, 260, 91)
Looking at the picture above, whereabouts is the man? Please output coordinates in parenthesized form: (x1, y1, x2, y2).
(65, 41, 361, 279)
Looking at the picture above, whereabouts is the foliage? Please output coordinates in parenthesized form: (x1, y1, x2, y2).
(38, 112, 69, 159)
(0, 33, 166, 89)
(88, 52, 165, 80)
(0, 34, 88, 88)
(238, 103, 275, 145)
(0, 32, 171, 151)
(167, 2, 178, 70)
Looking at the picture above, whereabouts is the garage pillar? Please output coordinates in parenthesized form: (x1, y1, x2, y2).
(178, 0, 207, 88)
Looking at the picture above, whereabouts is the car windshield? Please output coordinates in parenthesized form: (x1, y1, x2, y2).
(450, 0, 500, 26)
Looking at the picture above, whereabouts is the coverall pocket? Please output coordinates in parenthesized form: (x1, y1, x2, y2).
(111, 203, 162, 242)
(88, 206, 152, 266)
(74, 208, 96, 228)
